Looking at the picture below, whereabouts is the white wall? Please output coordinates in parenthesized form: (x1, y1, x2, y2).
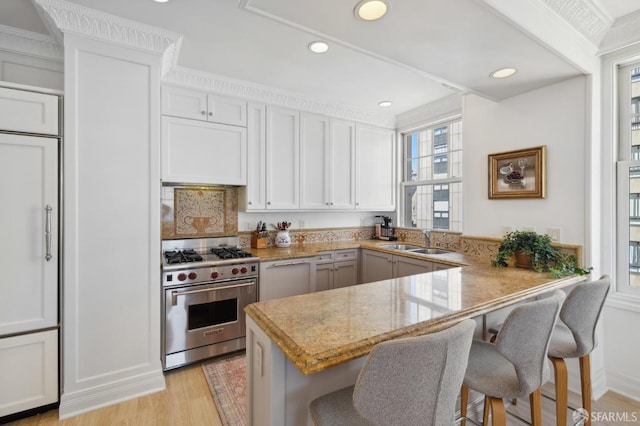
(463, 76, 588, 248)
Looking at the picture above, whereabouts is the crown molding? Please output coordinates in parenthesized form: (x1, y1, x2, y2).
(0, 23, 62, 61)
(163, 66, 397, 128)
(539, 0, 612, 46)
(395, 94, 462, 131)
(599, 11, 640, 55)
(32, 0, 182, 75)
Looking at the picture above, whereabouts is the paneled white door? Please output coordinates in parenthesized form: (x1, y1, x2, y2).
(0, 133, 58, 336)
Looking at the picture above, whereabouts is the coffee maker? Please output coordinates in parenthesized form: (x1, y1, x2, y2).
(375, 215, 397, 241)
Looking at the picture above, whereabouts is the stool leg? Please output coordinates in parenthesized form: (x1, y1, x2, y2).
(483, 397, 490, 425)
(529, 390, 542, 426)
(488, 396, 506, 426)
(460, 386, 469, 426)
(580, 354, 592, 426)
(550, 357, 568, 426)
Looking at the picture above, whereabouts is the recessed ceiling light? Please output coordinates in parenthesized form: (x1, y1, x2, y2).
(308, 41, 329, 54)
(355, 0, 389, 21)
(490, 67, 517, 79)
(153, 0, 169, 3)
(378, 100, 392, 107)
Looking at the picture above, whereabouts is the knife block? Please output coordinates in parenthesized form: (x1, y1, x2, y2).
(251, 231, 268, 249)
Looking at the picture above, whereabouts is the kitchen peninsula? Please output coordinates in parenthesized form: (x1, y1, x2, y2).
(244, 248, 587, 426)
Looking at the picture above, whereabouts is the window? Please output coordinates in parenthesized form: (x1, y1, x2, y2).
(401, 119, 462, 231)
(616, 62, 640, 294)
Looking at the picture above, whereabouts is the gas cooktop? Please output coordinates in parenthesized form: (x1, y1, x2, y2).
(161, 237, 259, 271)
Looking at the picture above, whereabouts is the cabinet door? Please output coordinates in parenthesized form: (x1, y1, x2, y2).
(333, 260, 359, 289)
(0, 330, 58, 417)
(0, 133, 58, 335)
(394, 256, 433, 278)
(300, 113, 330, 209)
(162, 86, 208, 121)
(330, 119, 356, 209)
(315, 263, 333, 293)
(207, 94, 247, 127)
(260, 259, 314, 301)
(361, 250, 393, 283)
(162, 116, 247, 185)
(243, 103, 267, 210)
(266, 106, 299, 209)
(355, 124, 395, 210)
(0, 87, 58, 135)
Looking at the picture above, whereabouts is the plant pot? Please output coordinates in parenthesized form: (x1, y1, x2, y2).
(514, 250, 534, 269)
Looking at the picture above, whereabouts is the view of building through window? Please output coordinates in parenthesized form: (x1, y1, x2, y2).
(402, 119, 462, 231)
(627, 67, 640, 286)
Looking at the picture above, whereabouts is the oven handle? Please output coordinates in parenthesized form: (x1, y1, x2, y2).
(171, 281, 255, 306)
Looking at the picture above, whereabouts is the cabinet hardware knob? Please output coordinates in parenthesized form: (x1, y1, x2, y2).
(267, 201, 271, 205)
(208, 112, 213, 116)
(201, 110, 206, 115)
(248, 201, 253, 205)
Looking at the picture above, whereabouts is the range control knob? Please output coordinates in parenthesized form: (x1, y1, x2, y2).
(188, 272, 197, 280)
(177, 273, 187, 282)
(211, 271, 219, 279)
(231, 267, 239, 275)
(240, 266, 248, 274)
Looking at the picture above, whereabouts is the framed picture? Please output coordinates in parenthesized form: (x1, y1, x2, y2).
(488, 145, 546, 199)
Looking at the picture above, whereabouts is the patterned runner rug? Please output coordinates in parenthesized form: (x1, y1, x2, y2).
(202, 352, 247, 426)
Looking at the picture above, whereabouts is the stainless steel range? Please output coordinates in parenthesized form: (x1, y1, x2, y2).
(161, 237, 259, 370)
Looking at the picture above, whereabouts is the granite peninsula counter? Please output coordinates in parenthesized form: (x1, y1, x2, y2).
(244, 246, 586, 426)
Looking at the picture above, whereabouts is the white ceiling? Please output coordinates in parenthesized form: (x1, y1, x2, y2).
(1, 0, 639, 117)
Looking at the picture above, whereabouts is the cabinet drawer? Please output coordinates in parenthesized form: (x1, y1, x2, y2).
(334, 249, 358, 261)
(314, 251, 334, 264)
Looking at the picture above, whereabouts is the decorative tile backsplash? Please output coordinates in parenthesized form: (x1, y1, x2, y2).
(161, 185, 238, 239)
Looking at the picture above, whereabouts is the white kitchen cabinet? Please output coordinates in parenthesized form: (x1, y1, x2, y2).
(266, 106, 299, 210)
(242, 102, 267, 210)
(0, 330, 58, 417)
(355, 124, 395, 210)
(259, 258, 315, 301)
(300, 115, 356, 210)
(162, 116, 247, 185)
(0, 87, 58, 135)
(162, 86, 247, 127)
(314, 249, 359, 291)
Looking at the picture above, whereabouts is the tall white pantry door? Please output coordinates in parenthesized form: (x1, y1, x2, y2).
(0, 133, 58, 336)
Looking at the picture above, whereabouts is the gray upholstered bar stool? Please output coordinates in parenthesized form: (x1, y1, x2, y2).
(460, 290, 565, 426)
(548, 275, 610, 426)
(308, 319, 475, 426)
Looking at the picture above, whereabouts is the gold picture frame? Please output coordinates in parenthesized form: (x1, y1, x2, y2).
(488, 145, 546, 199)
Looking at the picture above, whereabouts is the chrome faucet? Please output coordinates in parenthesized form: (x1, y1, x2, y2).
(423, 230, 431, 248)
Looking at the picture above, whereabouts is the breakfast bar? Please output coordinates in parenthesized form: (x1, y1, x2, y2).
(244, 251, 587, 426)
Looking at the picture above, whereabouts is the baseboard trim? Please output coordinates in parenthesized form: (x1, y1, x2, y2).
(606, 371, 640, 402)
(58, 369, 166, 419)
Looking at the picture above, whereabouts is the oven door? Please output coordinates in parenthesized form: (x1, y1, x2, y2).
(164, 278, 257, 355)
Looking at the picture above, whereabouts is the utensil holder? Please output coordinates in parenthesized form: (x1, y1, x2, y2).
(251, 231, 268, 249)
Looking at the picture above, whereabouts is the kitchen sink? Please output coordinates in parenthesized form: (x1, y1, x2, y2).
(380, 244, 423, 250)
(407, 248, 451, 255)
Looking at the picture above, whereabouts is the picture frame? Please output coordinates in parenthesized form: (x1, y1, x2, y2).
(488, 145, 546, 199)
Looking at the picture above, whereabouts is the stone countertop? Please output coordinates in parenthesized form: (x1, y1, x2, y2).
(244, 244, 586, 375)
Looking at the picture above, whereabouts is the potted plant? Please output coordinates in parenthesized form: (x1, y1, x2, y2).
(491, 231, 591, 278)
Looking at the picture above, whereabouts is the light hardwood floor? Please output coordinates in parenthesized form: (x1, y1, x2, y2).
(5, 364, 640, 425)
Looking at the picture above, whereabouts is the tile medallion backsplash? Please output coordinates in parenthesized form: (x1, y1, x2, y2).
(161, 185, 238, 239)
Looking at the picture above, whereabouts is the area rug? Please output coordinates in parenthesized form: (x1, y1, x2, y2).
(202, 352, 247, 426)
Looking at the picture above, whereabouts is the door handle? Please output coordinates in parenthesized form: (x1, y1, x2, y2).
(171, 281, 255, 305)
(45, 205, 53, 261)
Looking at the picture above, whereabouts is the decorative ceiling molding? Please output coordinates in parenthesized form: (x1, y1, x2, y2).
(163, 66, 397, 128)
(0, 23, 62, 61)
(395, 94, 462, 131)
(539, 0, 613, 46)
(32, 0, 182, 75)
(599, 11, 640, 54)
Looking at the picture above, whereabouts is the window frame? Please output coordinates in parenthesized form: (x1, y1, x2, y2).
(399, 115, 462, 230)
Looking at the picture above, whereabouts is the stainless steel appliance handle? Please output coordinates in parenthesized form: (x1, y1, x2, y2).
(269, 260, 311, 268)
(171, 281, 255, 305)
(45, 205, 53, 261)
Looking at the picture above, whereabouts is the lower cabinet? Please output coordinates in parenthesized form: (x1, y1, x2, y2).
(0, 330, 58, 417)
(259, 258, 315, 301)
(361, 249, 452, 283)
(315, 249, 359, 292)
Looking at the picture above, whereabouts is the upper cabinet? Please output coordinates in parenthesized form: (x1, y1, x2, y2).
(266, 106, 300, 210)
(355, 124, 395, 211)
(242, 103, 267, 210)
(0, 87, 59, 135)
(162, 86, 247, 127)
